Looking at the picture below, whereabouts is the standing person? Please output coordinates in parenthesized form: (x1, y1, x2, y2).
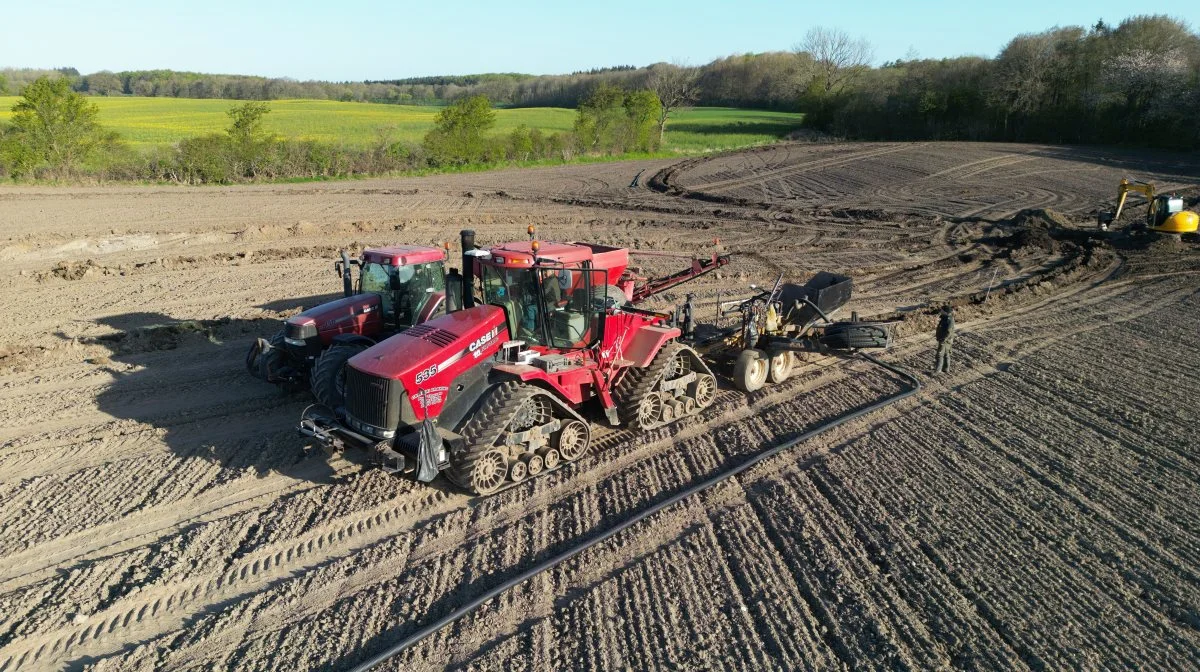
(934, 306, 955, 374)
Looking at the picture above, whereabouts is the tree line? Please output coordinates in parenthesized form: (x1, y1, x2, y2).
(0, 58, 805, 110)
(802, 16, 1200, 148)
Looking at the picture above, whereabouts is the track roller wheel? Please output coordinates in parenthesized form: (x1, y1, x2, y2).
(635, 392, 664, 429)
(555, 420, 591, 461)
(508, 458, 528, 483)
(662, 401, 676, 423)
(683, 397, 697, 416)
(525, 452, 545, 476)
(539, 446, 562, 470)
(768, 351, 794, 384)
(733, 349, 768, 392)
(474, 449, 511, 493)
(691, 373, 716, 409)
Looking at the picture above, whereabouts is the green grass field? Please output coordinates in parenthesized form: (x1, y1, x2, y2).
(0, 97, 803, 153)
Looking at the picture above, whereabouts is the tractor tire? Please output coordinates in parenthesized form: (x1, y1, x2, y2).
(310, 344, 368, 409)
(821, 323, 892, 350)
(246, 330, 286, 381)
(767, 351, 794, 384)
(446, 382, 577, 495)
(733, 349, 768, 392)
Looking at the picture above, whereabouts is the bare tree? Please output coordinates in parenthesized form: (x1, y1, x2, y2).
(795, 27, 874, 94)
(645, 61, 701, 144)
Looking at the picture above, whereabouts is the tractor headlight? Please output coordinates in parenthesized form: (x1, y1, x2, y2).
(285, 320, 317, 343)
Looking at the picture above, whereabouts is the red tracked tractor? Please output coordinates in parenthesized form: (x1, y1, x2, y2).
(247, 245, 456, 408)
(300, 229, 893, 495)
(300, 229, 729, 494)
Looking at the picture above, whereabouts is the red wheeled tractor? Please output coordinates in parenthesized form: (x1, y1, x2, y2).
(248, 245, 454, 408)
(300, 229, 729, 494)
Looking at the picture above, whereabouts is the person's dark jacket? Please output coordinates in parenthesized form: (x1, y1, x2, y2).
(936, 312, 955, 342)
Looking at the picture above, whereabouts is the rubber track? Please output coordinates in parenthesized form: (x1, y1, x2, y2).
(346, 352, 920, 672)
(444, 382, 538, 493)
(615, 341, 699, 430)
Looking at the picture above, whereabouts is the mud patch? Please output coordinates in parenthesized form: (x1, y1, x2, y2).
(34, 245, 367, 282)
(90, 317, 276, 355)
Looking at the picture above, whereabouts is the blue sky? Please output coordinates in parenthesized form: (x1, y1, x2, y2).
(1, 0, 1195, 80)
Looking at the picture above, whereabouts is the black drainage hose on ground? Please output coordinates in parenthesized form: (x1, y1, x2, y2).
(347, 352, 921, 672)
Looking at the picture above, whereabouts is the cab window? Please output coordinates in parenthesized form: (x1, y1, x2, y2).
(479, 265, 605, 348)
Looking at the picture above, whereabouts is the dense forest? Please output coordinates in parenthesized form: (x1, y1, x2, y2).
(2, 14, 1197, 150)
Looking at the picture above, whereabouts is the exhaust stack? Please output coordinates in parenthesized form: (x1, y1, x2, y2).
(341, 250, 353, 297)
(460, 229, 476, 308)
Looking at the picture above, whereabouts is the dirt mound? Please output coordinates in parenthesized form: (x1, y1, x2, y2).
(1010, 207, 1074, 229)
(46, 259, 106, 281)
(995, 208, 1076, 256)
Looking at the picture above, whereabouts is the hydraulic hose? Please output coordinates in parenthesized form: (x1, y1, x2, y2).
(347, 352, 921, 672)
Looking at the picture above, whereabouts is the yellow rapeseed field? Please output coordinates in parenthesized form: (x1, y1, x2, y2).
(0, 97, 803, 152)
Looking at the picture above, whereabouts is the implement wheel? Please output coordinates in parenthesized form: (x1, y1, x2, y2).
(768, 351, 794, 384)
(733, 349, 768, 392)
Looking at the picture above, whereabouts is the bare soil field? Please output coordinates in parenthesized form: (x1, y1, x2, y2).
(0, 141, 1198, 671)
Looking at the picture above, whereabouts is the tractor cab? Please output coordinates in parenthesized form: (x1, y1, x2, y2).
(358, 246, 448, 330)
(475, 241, 613, 349)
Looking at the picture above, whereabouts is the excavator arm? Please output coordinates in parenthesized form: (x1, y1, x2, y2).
(1112, 178, 1155, 222)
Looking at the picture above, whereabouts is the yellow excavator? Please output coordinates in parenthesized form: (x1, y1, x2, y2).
(1098, 179, 1198, 234)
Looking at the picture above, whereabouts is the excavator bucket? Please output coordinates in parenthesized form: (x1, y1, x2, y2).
(777, 272, 853, 328)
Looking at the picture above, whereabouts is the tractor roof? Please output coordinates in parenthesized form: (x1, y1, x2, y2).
(485, 241, 629, 273)
(488, 241, 591, 265)
(363, 245, 446, 266)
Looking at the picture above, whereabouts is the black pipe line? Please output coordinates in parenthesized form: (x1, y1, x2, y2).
(347, 352, 921, 672)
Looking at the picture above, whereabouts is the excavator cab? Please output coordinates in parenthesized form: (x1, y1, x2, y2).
(1149, 195, 1198, 234)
